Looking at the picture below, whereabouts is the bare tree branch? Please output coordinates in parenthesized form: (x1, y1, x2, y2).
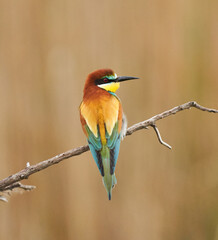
(0, 101, 217, 192)
(126, 101, 218, 136)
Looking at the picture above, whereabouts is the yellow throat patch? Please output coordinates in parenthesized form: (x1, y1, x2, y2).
(98, 82, 120, 93)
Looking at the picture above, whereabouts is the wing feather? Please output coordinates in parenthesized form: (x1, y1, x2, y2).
(80, 94, 123, 176)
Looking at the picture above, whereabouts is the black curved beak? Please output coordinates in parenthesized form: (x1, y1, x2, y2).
(116, 76, 139, 82)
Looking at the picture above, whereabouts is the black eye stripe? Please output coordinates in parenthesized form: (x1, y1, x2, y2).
(95, 78, 112, 85)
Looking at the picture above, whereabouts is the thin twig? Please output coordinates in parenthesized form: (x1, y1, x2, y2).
(0, 101, 217, 192)
(0, 183, 35, 202)
(0, 195, 8, 202)
(151, 124, 172, 149)
(3, 182, 36, 191)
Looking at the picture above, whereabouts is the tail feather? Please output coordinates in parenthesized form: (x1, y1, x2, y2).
(112, 174, 117, 188)
(101, 145, 117, 200)
(108, 192, 111, 200)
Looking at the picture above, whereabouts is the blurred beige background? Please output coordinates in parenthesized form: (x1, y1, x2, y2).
(0, 0, 218, 239)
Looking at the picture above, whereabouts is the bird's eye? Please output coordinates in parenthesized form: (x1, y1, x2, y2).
(103, 78, 108, 83)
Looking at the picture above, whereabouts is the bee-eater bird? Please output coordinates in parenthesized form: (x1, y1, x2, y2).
(79, 69, 138, 200)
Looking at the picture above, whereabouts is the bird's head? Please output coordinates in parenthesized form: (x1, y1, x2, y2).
(84, 68, 138, 93)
